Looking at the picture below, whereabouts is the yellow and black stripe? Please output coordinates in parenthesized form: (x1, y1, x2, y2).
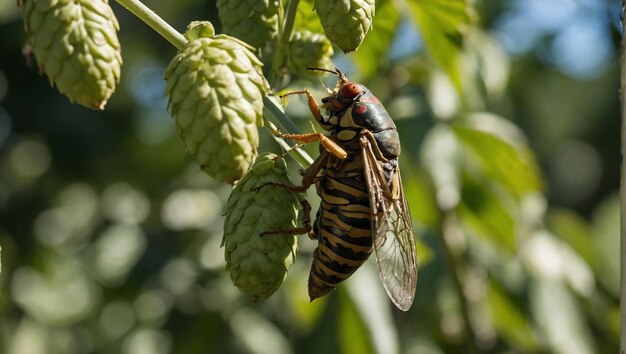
(308, 153, 374, 301)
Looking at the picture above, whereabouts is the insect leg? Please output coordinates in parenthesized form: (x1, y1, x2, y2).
(260, 199, 314, 239)
(280, 89, 324, 125)
(301, 150, 328, 188)
(279, 132, 347, 160)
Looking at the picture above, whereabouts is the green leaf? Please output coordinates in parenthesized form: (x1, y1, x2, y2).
(338, 288, 373, 354)
(530, 278, 596, 354)
(402, 165, 440, 229)
(590, 194, 620, 297)
(420, 124, 461, 210)
(352, 0, 400, 78)
(547, 208, 599, 271)
(345, 263, 399, 354)
(407, 0, 472, 92)
(294, 0, 324, 34)
(459, 172, 516, 253)
(488, 281, 538, 351)
(453, 125, 543, 197)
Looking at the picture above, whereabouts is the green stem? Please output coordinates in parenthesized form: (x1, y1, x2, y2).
(114, 0, 186, 49)
(263, 96, 313, 168)
(281, 0, 300, 46)
(269, 0, 300, 87)
(113, 0, 313, 168)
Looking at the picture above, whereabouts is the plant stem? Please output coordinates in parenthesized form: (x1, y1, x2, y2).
(620, 0, 626, 354)
(439, 210, 479, 354)
(113, 0, 314, 168)
(263, 96, 313, 168)
(114, 0, 186, 49)
(281, 0, 300, 45)
(269, 0, 300, 88)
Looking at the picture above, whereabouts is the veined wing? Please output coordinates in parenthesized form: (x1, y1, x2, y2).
(360, 134, 417, 311)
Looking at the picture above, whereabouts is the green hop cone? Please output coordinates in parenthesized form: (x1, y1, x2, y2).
(164, 22, 270, 184)
(222, 153, 301, 300)
(287, 30, 334, 78)
(315, 0, 375, 53)
(217, 0, 280, 48)
(21, 0, 122, 110)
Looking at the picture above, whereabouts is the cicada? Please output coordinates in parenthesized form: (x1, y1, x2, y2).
(279, 68, 417, 311)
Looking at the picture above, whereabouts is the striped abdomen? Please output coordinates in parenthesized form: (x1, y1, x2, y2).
(308, 154, 373, 301)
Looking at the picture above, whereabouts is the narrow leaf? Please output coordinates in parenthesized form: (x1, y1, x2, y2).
(453, 125, 543, 197)
(407, 0, 472, 92)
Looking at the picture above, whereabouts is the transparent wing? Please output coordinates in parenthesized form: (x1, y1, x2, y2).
(361, 136, 417, 311)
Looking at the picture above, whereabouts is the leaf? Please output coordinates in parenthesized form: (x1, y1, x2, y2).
(294, 0, 324, 34)
(459, 172, 516, 253)
(453, 125, 543, 198)
(547, 208, 599, 271)
(530, 278, 596, 354)
(338, 287, 374, 354)
(402, 165, 440, 229)
(487, 281, 538, 351)
(590, 194, 620, 297)
(420, 124, 462, 210)
(407, 0, 473, 92)
(352, 0, 400, 78)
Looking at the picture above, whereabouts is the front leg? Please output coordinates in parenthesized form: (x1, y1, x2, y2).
(279, 132, 347, 160)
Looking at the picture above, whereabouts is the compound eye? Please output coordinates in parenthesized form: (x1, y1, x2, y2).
(340, 83, 361, 98)
(331, 98, 343, 110)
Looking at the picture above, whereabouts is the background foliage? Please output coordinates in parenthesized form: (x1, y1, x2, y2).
(0, 0, 621, 353)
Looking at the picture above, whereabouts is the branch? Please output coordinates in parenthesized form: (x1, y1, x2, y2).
(114, 0, 186, 49)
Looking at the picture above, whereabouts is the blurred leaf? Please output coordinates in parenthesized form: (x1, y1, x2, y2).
(87, 224, 147, 286)
(11, 254, 101, 326)
(459, 173, 516, 253)
(459, 112, 527, 147)
(8, 318, 77, 354)
(453, 125, 543, 197)
(284, 262, 327, 330)
(530, 278, 596, 354)
(403, 166, 440, 229)
(346, 262, 399, 354)
(465, 30, 510, 99)
(487, 281, 538, 351)
(230, 308, 292, 354)
(547, 208, 599, 270)
(406, 0, 472, 92)
(338, 287, 374, 354)
(420, 124, 461, 210)
(294, 0, 324, 33)
(590, 194, 619, 297)
(352, 0, 400, 79)
(415, 241, 435, 270)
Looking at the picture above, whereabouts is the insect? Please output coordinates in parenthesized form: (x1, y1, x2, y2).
(278, 68, 417, 311)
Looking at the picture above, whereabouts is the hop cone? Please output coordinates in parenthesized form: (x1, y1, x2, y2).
(287, 30, 334, 78)
(222, 153, 301, 300)
(164, 22, 270, 184)
(21, 0, 122, 110)
(315, 0, 375, 53)
(217, 0, 280, 48)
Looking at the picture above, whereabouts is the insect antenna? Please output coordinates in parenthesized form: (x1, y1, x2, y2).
(306, 67, 338, 75)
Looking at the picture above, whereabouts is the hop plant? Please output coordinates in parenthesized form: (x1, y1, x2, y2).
(21, 0, 122, 110)
(164, 22, 270, 184)
(217, 0, 280, 48)
(222, 153, 302, 300)
(315, 0, 375, 53)
(287, 30, 334, 78)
